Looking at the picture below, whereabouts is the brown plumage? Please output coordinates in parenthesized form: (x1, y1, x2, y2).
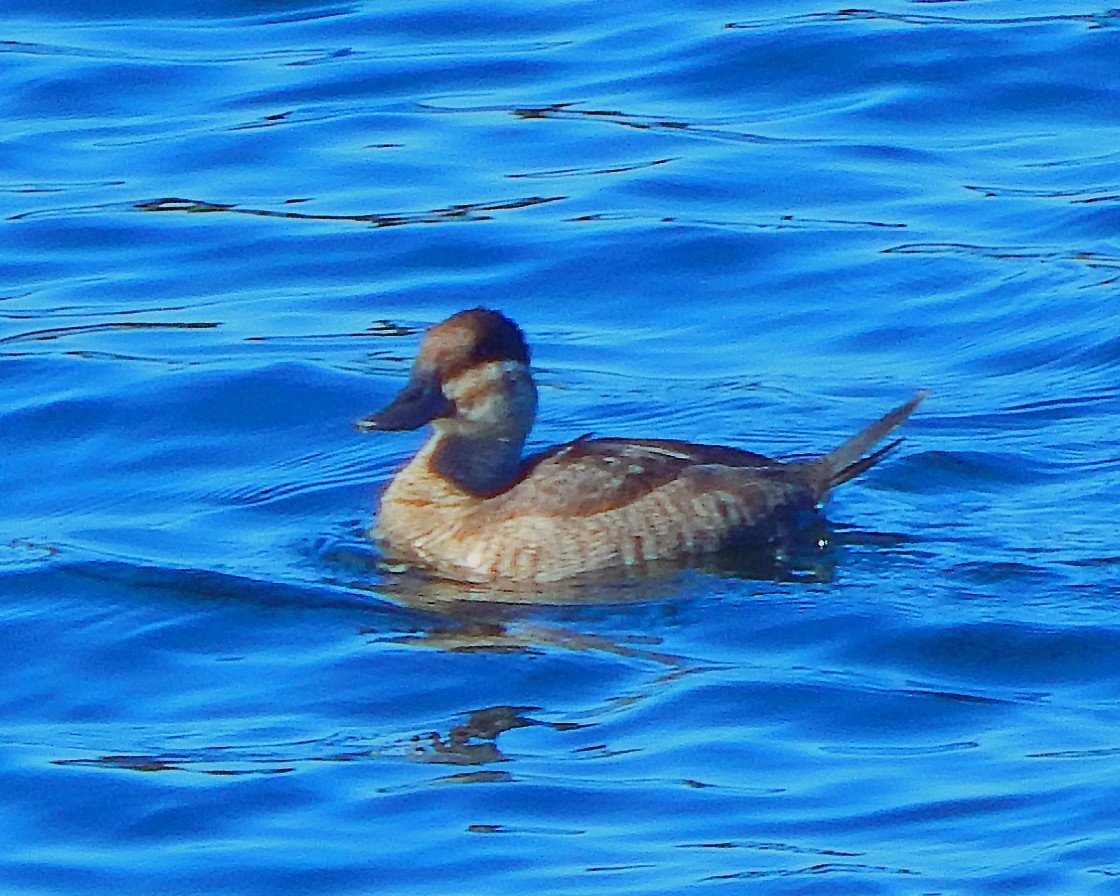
(357, 308, 925, 585)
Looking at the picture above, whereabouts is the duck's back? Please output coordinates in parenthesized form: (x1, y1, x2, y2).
(498, 437, 783, 513)
(447, 437, 819, 582)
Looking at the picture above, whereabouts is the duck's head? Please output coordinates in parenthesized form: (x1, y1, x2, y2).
(356, 308, 538, 447)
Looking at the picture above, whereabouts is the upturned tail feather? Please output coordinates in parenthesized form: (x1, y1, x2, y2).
(810, 391, 928, 493)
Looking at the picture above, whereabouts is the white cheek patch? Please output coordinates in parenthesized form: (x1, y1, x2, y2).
(444, 361, 535, 428)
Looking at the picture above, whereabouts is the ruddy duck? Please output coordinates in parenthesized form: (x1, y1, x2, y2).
(357, 308, 925, 585)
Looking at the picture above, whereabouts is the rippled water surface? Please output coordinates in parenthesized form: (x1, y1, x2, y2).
(4, 1, 1120, 893)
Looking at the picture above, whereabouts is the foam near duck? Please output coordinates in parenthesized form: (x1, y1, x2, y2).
(357, 308, 925, 585)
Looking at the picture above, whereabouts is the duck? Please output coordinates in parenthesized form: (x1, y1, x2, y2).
(356, 308, 925, 585)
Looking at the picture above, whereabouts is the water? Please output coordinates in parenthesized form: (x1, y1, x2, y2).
(3, 1, 1120, 892)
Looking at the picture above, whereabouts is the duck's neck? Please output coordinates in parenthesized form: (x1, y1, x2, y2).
(409, 358, 537, 497)
(427, 429, 527, 496)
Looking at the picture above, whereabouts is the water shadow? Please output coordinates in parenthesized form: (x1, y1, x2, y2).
(727, 9, 1120, 31)
(134, 194, 564, 228)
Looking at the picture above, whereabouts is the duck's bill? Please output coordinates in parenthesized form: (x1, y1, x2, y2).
(356, 372, 452, 432)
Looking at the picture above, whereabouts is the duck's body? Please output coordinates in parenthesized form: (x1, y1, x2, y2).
(358, 308, 924, 585)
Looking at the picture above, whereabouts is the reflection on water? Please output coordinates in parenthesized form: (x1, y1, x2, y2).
(135, 195, 566, 228)
(732, 8, 1120, 30)
(0, 319, 218, 351)
(408, 705, 578, 767)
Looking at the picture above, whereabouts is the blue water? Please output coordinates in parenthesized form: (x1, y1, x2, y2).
(3, 1, 1120, 892)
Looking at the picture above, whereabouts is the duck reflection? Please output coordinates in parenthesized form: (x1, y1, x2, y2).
(360, 529, 837, 770)
(369, 561, 708, 676)
(407, 704, 582, 767)
(51, 530, 840, 778)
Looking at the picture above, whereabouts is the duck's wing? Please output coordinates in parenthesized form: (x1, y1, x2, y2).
(494, 437, 785, 519)
(584, 438, 776, 469)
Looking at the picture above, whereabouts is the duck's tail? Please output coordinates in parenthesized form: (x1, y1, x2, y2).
(808, 391, 927, 495)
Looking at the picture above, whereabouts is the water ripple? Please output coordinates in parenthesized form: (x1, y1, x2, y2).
(135, 194, 566, 227)
(727, 9, 1120, 31)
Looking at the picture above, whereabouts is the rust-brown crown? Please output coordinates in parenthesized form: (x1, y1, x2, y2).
(415, 307, 530, 377)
